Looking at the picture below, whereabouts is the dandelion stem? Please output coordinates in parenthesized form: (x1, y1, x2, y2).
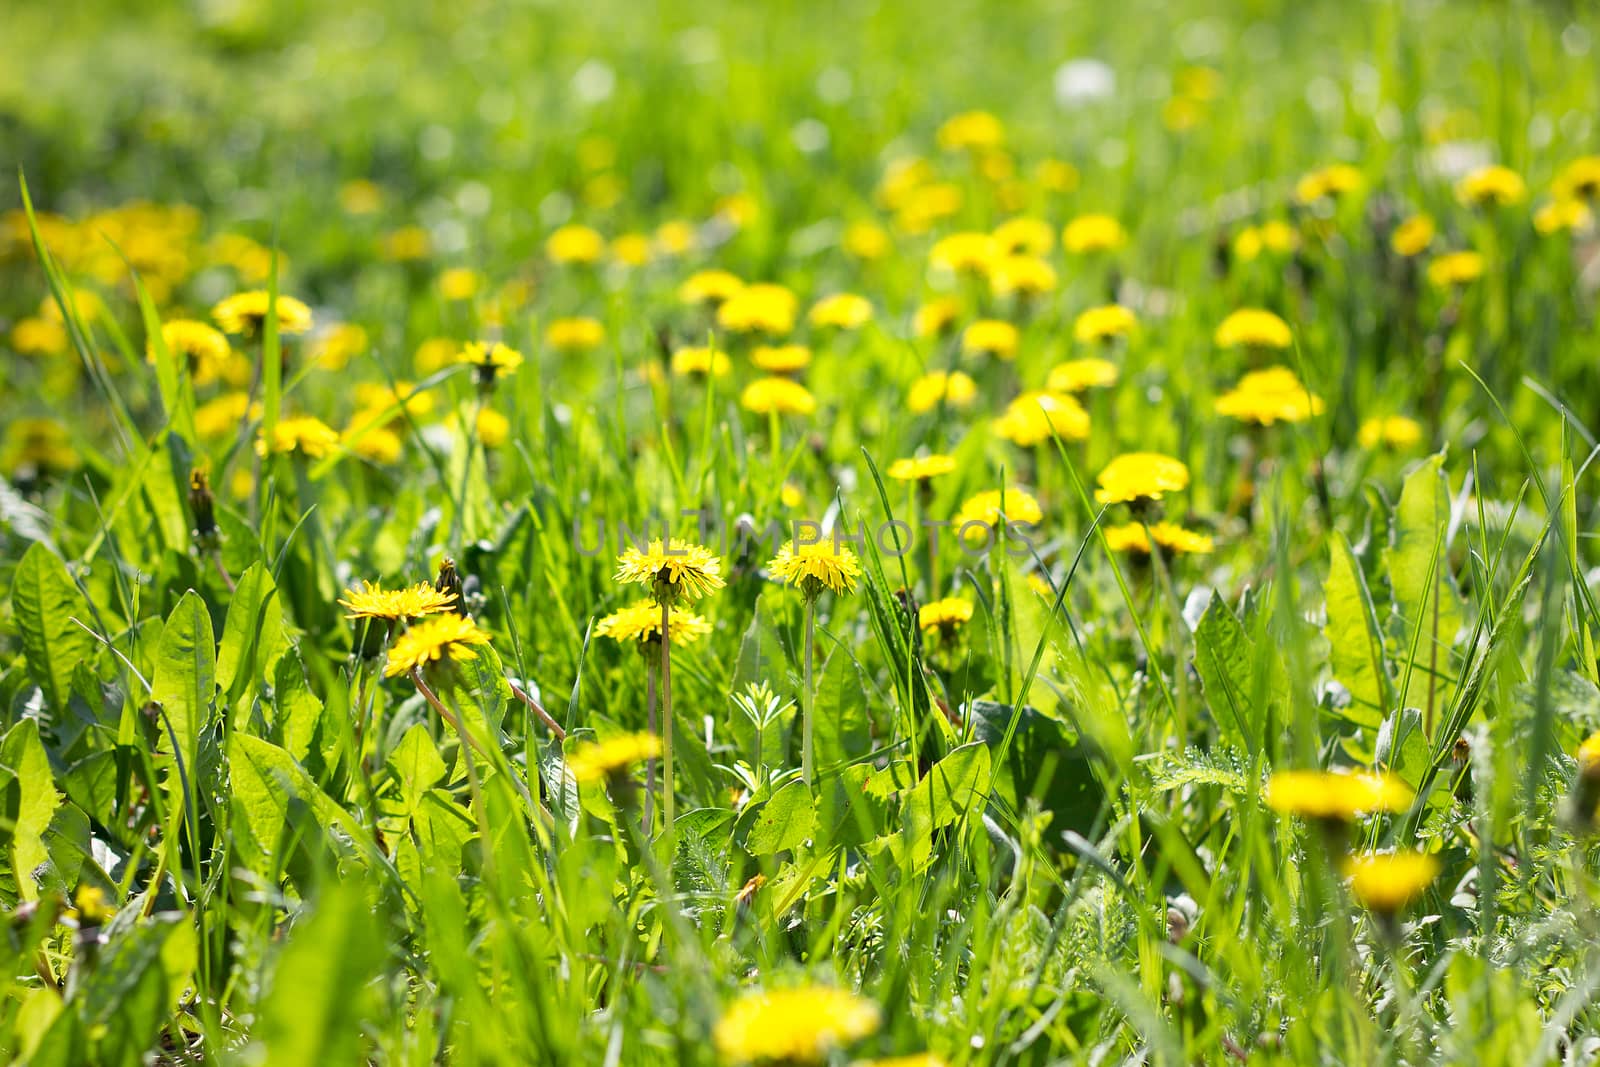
(802, 595, 816, 785)
(660, 598, 675, 836)
(511, 680, 566, 740)
(644, 655, 657, 833)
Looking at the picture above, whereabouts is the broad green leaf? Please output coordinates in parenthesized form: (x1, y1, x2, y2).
(1375, 707, 1430, 792)
(272, 652, 323, 764)
(388, 724, 448, 816)
(151, 590, 216, 775)
(80, 914, 195, 1067)
(1323, 531, 1389, 727)
(970, 699, 1107, 836)
(1193, 592, 1288, 756)
(811, 646, 869, 770)
(746, 778, 816, 855)
(902, 741, 992, 869)
(10, 543, 95, 716)
(227, 733, 363, 867)
(0, 719, 62, 902)
(248, 880, 387, 1066)
(1384, 454, 1463, 720)
(216, 562, 288, 709)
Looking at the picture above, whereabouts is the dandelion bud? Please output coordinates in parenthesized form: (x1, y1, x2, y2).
(435, 556, 463, 607)
(1566, 731, 1600, 832)
(188, 467, 218, 549)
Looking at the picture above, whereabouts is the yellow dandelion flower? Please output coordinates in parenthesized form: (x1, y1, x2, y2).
(1358, 415, 1423, 451)
(4, 418, 80, 476)
(714, 987, 881, 1064)
(383, 613, 492, 678)
(1062, 213, 1126, 254)
(718, 283, 798, 334)
(929, 231, 999, 274)
(437, 267, 482, 301)
(993, 391, 1088, 446)
(458, 341, 525, 379)
(988, 255, 1057, 298)
(655, 219, 698, 257)
(1047, 358, 1119, 394)
(919, 597, 974, 633)
(338, 179, 383, 215)
(256, 416, 340, 459)
(1391, 215, 1435, 258)
(545, 317, 606, 353)
(340, 581, 457, 622)
(842, 221, 891, 260)
(809, 293, 873, 330)
(679, 269, 744, 306)
(212, 291, 313, 337)
(912, 297, 962, 340)
(751, 344, 813, 374)
(595, 601, 712, 647)
(1534, 199, 1593, 235)
(195, 392, 256, 439)
(566, 732, 663, 785)
(1554, 156, 1600, 202)
(1214, 366, 1323, 425)
(767, 537, 861, 596)
(1265, 769, 1412, 821)
(414, 337, 459, 376)
(887, 454, 957, 482)
(546, 224, 606, 265)
(1095, 452, 1190, 505)
(962, 319, 1020, 360)
(1214, 308, 1292, 350)
(308, 322, 369, 372)
(381, 225, 431, 262)
(152, 319, 231, 384)
(615, 539, 725, 603)
(672, 346, 732, 379)
(937, 110, 1005, 152)
(1346, 852, 1440, 915)
(993, 215, 1055, 256)
(1456, 165, 1526, 207)
(610, 233, 653, 267)
(10, 317, 69, 356)
(1103, 521, 1215, 555)
(1578, 731, 1600, 772)
(473, 406, 510, 448)
(1073, 305, 1138, 344)
(908, 370, 978, 413)
(741, 377, 817, 416)
(954, 489, 1043, 541)
(1294, 163, 1362, 205)
(1426, 250, 1485, 289)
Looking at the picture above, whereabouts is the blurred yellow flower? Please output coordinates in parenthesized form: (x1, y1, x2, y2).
(937, 110, 1005, 152)
(381, 226, 431, 261)
(152, 319, 231, 383)
(1095, 452, 1190, 505)
(1358, 415, 1423, 451)
(1293, 164, 1362, 204)
(718, 283, 798, 334)
(908, 370, 978, 412)
(1391, 215, 1435, 258)
(338, 179, 384, 215)
(672, 346, 732, 379)
(1265, 769, 1412, 820)
(714, 987, 881, 1064)
(308, 322, 369, 372)
(545, 317, 607, 353)
(751, 344, 813, 374)
(1233, 220, 1298, 261)
(1456, 164, 1526, 207)
(1426, 251, 1485, 289)
(809, 293, 873, 330)
(929, 231, 999, 274)
(961, 319, 1020, 360)
(919, 597, 974, 633)
(3, 418, 80, 476)
(1047, 358, 1119, 393)
(741, 377, 817, 415)
(993, 216, 1054, 255)
(954, 488, 1043, 540)
(1554, 156, 1600, 202)
(655, 220, 698, 257)
(1103, 521, 1214, 555)
(1073, 305, 1137, 343)
(437, 267, 482, 301)
(566, 732, 663, 784)
(596, 602, 711, 647)
(609, 233, 653, 267)
(842, 221, 891, 260)
(1214, 366, 1323, 425)
(10, 317, 69, 356)
(679, 268, 744, 306)
(458, 341, 525, 379)
(546, 224, 606, 265)
(1034, 158, 1081, 193)
(912, 297, 962, 339)
(1214, 308, 1292, 350)
(212, 291, 313, 337)
(1534, 199, 1592, 235)
(1345, 852, 1439, 915)
(988, 255, 1057, 298)
(1062, 213, 1127, 254)
(887, 454, 957, 481)
(256, 416, 340, 459)
(993, 391, 1089, 446)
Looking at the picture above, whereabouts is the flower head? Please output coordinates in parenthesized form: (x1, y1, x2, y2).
(919, 597, 974, 634)
(741, 377, 817, 416)
(887, 454, 957, 482)
(808, 293, 873, 330)
(993, 391, 1088, 446)
(1073, 305, 1137, 343)
(1293, 164, 1362, 205)
(566, 732, 662, 785)
(152, 320, 231, 383)
(340, 581, 457, 622)
(908, 370, 977, 413)
(672, 346, 732, 379)
(595, 601, 713, 647)
(767, 537, 862, 597)
(546, 224, 606, 265)
(1265, 769, 1412, 821)
(1358, 415, 1423, 451)
(1345, 852, 1439, 915)
(713, 986, 881, 1064)
(1214, 367, 1323, 425)
(545, 317, 606, 353)
(1390, 215, 1435, 257)
(750, 344, 812, 374)
(1095, 452, 1190, 505)
(1456, 165, 1526, 207)
(718, 283, 798, 334)
(615, 539, 725, 604)
(1214, 308, 1292, 350)
(212, 291, 313, 337)
(1063, 213, 1127, 254)
(678, 269, 744, 306)
(954, 489, 1043, 541)
(256, 416, 340, 458)
(458, 341, 525, 380)
(1427, 251, 1486, 289)
(1103, 521, 1214, 555)
(993, 215, 1054, 255)
(988, 255, 1057, 298)
(961, 319, 1020, 360)
(937, 110, 1005, 152)
(1047, 358, 1119, 394)
(1534, 199, 1593, 235)
(929, 232, 999, 274)
(383, 613, 492, 677)
(1554, 156, 1600, 201)
(911, 297, 962, 339)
